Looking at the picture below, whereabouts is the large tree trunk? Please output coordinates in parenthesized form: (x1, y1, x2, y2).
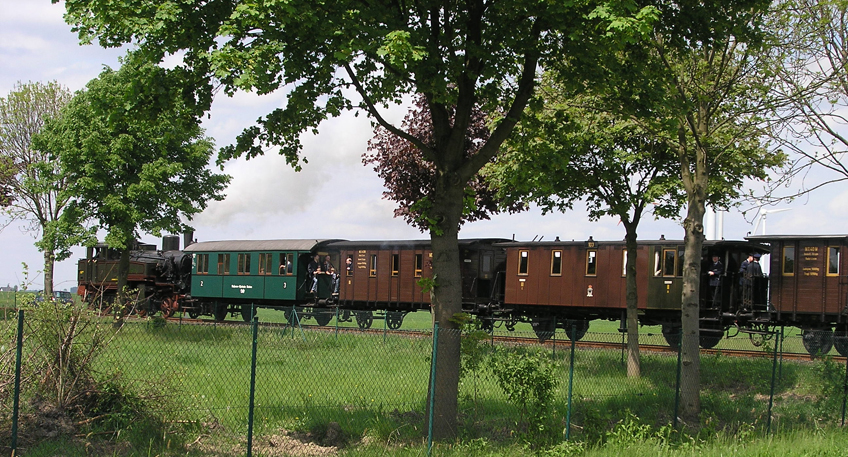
(425, 179, 466, 440)
(623, 226, 641, 378)
(43, 249, 55, 297)
(678, 137, 709, 425)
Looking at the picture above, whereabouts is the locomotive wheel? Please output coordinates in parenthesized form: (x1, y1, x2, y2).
(834, 329, 848, 357)
(356, 311, 374, 329)
(314, 311, 333, 327)
(214, 304, 229, 322)
(161, 297, 178, 318)
(802, 329, 834, 357)
(532, 317, 556, 343)
(662, 324, 682, 350)
(563, 319, 590, 342)
(241, 305, 257, 322)
(386, 311, 404, 330)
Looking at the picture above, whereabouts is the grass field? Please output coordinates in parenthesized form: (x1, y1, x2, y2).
(5, 302, 847, 457)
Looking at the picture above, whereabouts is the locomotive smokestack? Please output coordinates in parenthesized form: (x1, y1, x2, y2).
(183, 230, 195, 249)
(162, 235, 180, 252)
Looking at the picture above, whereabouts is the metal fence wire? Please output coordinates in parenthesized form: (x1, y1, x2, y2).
(2, 307, 848, 456)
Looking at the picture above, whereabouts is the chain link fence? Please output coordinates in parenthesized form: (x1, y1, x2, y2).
(2, 304, 847, 456)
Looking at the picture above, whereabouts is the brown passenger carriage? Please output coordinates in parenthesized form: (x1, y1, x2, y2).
(747, 234, 848, 355)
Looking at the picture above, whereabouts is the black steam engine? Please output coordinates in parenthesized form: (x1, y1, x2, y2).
(76, 234, 193, 317)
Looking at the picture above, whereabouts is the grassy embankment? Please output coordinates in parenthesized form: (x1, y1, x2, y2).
(3, 309, 844, 457)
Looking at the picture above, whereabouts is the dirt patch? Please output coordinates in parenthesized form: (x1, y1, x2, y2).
(252, 423, 344, 456)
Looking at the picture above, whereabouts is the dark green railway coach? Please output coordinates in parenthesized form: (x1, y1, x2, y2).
(183, 239, 343, 320)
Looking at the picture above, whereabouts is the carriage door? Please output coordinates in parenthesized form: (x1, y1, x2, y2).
(389, 251, 400, 304)
(647, 245, 684, 310)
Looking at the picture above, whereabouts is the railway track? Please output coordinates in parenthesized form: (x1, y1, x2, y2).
(158, 314, 841, 362)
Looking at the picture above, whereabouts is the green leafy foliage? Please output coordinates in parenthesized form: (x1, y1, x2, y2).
(491, 348, 558, 433)
(34, 53, 230, 252)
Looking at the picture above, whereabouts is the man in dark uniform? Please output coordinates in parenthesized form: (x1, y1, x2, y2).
(707, 254, 724, 306)
(742, 253, 763, 308)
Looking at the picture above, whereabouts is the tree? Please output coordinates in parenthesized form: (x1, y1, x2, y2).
(764, 0, 848, 199)
(34, 55, 230, 313)
(59, 0, 661, 438)
(488, 89, 684, 378)
(0, 81, 76, 295)
(364, 95, 523, 230)
(580, 3, 787, 422)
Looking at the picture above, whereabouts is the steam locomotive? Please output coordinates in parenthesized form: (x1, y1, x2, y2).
(76, 233, 848, 356)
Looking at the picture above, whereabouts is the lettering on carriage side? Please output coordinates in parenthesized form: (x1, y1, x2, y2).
(804, 246, 820, 261)
(803, 267, 820, 277)
(231, 284, 254, 294)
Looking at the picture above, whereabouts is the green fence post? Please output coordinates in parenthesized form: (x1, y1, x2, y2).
(427, 323, 439, 457)
(11, 309, 24, 455)
(767, 328, 780, 434)
(246, 309, 259, 457)
(565, 322, 576, 440)
(552, 317, 557, 358)
(779, 326, 785, 380)
(841, 350, 848, 427)
(673, 327, 683, 429)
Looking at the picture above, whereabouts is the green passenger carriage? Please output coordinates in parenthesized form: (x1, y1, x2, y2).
(183, 239, 343, 321)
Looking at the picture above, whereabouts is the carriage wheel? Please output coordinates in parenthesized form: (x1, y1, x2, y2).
(802, 329, 834, 357)
(314, 311, 333, 327)
(241, 305, 257, 322)
(188, 308, 201, 319)
(386, 311, 404, 330)
(532, 317, 556, 343)
(160, 296, 179, 318)
(356, 311, 374, 329)
(214, 303, 229, 322)
(662, 324, 682, 350)
(564, 319, 590, 342)
(834, 328, 848, 357)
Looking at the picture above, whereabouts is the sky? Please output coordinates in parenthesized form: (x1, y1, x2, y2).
(1, 0, 846, 291)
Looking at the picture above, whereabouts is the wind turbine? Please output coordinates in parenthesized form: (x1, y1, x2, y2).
(753, 208, 791, 235)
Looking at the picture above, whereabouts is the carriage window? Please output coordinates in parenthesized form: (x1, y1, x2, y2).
(370, 255, 377, 277)
(414, 254, 423, 277)
(217, 254, 230, 275)
(586, 250, 597, 276)
(663, 249, 676, 277)
(258, 253, 273, 275)
(391, 254, 400, 277)
(196, 254, 209, 274)
(677, 248, 685, 277)
(828, 247, 840, 276)
(551, 251, 562, 276)
(653, 250, 662, 277)
(482, 254, 492, 273)
(279, 253, 294, 275)
(238, 253, 251, 275)
(783, 247, 795, 275)
(518, 250, 529, 275)
(622, 250, 628, 277)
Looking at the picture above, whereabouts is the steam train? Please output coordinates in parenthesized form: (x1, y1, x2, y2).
(76, 233, 848, 356)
